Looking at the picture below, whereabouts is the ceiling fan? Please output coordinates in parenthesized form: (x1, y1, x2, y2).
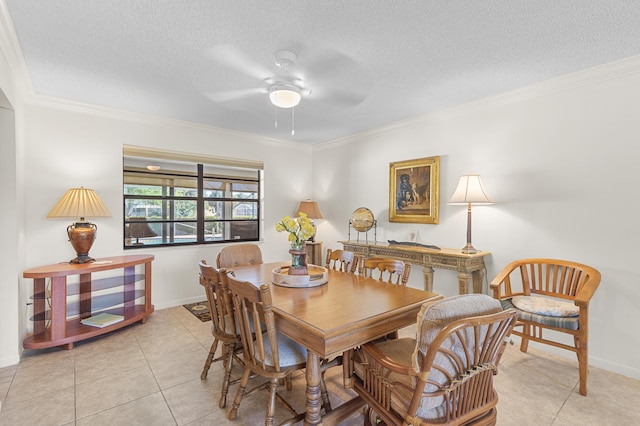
(203, 45, 369, 110)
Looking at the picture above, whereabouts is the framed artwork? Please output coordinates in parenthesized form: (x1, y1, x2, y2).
(389, 156, 440, 224)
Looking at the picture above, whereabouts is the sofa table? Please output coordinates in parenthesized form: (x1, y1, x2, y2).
(305, 240, 323, 266)
(339, 241, 490, 294)
(23, 254, 154, 350)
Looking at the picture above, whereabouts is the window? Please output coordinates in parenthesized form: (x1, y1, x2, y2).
(123, 146, 262, 248)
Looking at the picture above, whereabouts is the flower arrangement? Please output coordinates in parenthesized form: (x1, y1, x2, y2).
(275, 213, 315, 248)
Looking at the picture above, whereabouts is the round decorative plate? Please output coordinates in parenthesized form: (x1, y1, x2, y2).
(272, 266, 329, 288)
(350, 207, 375, 232)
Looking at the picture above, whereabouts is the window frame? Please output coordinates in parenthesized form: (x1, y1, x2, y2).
(123, 148, 262, 249)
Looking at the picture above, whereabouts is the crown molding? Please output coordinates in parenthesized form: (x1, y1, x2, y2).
(30, 91, 307, 149)
(0, 0, 35, 101)
(316, 54, 640, 150)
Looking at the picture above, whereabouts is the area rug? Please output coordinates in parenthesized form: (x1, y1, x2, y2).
(183, 301, 211, 322)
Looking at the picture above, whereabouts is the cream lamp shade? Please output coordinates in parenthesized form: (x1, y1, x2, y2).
(47, 187, 113, 219)
(448, 174, 493, 206)
(448, 174, 493, 254)
(296, 199, 323, 242)
(47, 187, 112, 264)
(296, 199, 323, 219)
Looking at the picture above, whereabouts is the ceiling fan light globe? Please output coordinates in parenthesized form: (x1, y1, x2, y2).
(269, 87, 301, 108)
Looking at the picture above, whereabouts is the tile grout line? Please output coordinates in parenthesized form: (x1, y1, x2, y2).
(141, 307, 182, 425)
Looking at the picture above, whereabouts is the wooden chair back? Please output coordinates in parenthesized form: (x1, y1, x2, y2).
(358, 257, 411, 285)
(225, 271, 310, 424)
(216, 243, 263, 268)
(226, 273, 305, 374)
(198, 260, 237, 342)
(325, 249, 357, 274)
(490, 258, 601, 396)
(493, 258, 600, 300)
(198, 260, 244, 407)
(411, 309, 517, 424)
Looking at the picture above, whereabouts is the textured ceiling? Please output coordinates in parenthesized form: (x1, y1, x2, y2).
(5, 0, 640, 143)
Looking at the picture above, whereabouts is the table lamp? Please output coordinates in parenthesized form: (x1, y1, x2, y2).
(296, 199, 323, 242)
(46, 187, 112, 263)
(448, 174, 493, 254)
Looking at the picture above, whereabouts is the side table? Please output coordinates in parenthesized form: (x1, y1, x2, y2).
(305, 241, 324, 266)
(339, 241, 490, 294)
(23, 254, 154, 350)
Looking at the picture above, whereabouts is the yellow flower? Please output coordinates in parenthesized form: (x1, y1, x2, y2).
(276, 212, 314, 247)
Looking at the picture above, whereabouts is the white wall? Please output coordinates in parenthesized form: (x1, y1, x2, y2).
(313, 57, 640, 380)
(0, 25, 24, 368)
(0, 93, 19, 368)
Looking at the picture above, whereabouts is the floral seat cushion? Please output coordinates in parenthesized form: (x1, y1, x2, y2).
(511, 295, 579, 317)
(500, 298, 580, 331)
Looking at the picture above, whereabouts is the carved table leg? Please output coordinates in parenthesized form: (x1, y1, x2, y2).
(343, 349, 354, 389)
(422, 266, 434, 292)
(472, 269, 486, 293)
(457, 271, 471, 294)
(305, 351, 322, 425)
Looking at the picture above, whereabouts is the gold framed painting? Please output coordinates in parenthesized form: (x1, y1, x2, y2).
(389, 156, 440, 224)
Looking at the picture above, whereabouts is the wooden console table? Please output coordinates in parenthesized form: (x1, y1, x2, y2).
(23, 254, 154, 350)
(339, 241, 490, 294)
(305, 241, 323, 266)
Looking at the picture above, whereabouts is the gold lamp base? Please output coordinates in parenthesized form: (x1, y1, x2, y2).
(67, 221, 97, 264)
(461, 244, 478, 254)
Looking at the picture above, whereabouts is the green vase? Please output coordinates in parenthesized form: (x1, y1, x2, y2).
(288, 242, 308, 275)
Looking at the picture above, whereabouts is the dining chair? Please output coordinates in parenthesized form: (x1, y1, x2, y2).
(325, 248, 358, 274)
(358, 257, 411, 285)
(359, 257, 411, 341)
(216, 243, 263, 268)
(225, 271, 331, 424)
(198, 260, 242, 408)
(352, 294, 517, 425)
(491, 258, 601, 396)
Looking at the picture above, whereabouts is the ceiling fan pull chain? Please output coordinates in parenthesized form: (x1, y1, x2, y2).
(274, 105, 278, 129)
(291, 107, 295, 136)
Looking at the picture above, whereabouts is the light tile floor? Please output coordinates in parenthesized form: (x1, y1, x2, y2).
(1, 305, 639, 425)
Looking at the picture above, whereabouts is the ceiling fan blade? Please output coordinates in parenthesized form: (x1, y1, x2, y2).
(294, 46, 372, 107)
(303, 49, 362, 78)
(203, 87, 264, 103)
(208, 44, 272, 81)
(310, 87, 368, 107)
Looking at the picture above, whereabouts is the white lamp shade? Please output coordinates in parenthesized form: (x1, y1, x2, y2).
(269, 86, 301, 108)
(448, 174, 493, 205)
(47, 187, 113, 219)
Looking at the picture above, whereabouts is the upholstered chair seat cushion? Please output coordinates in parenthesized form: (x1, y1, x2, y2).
(500, 298, 580, 330)
(254, 332, 308, 368)
(511, 295, 579, 317)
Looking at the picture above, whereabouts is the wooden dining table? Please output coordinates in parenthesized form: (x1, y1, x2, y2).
(228, 261, 443, 425)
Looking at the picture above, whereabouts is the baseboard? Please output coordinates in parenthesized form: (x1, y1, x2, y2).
(508, 336, 640, 381)
(153, 295, 205, 311)
(0, 353, 20, 369)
